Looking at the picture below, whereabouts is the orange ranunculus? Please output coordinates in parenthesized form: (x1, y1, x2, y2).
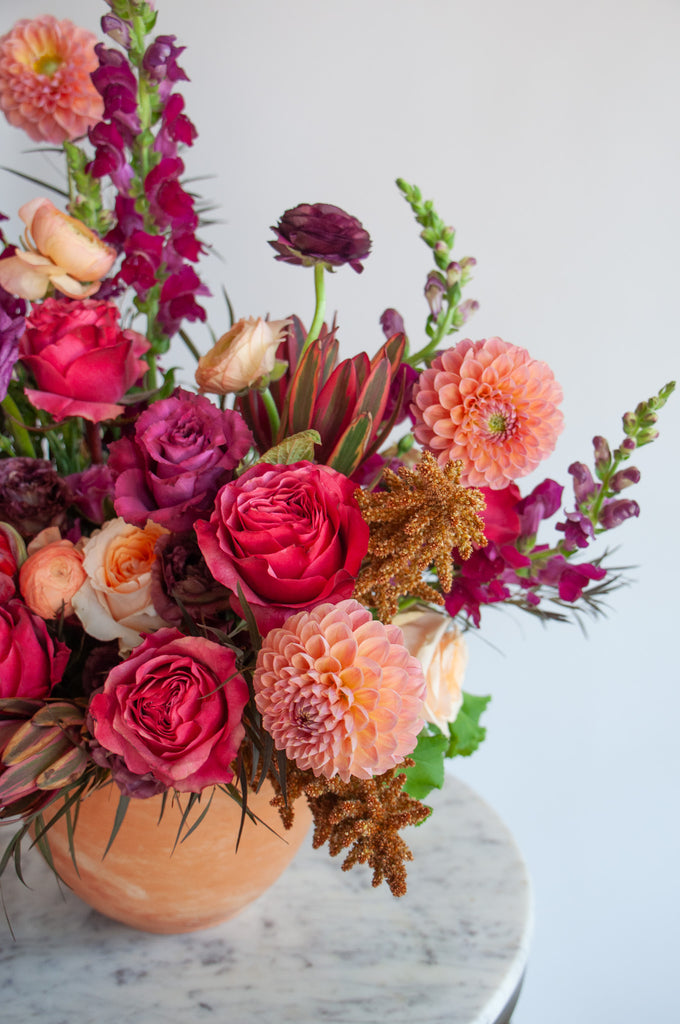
(195, 317, 289, 395)
(19, 529, 86, 620)
(0, 198, 116, 301)
(72, 518, 171, 651)
(393, 609, 468, 733)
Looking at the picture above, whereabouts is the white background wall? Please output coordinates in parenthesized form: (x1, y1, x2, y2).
(2, 1, 679, 1020)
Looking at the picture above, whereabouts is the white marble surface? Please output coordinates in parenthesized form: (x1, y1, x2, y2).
(0, 778, 532, 1024)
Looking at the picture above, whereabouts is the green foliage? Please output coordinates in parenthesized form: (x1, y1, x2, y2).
(402, 728, 448, 800)
(258, 429, 321, 465)
(447, 693, 491, 758)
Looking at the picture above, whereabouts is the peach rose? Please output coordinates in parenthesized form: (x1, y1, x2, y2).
(195, 316, 289, 394)
(0, 198, 116, 301)
(393, 609, 468, 732)
(19, 528, 86, 620)
(72, 518, 170, 651)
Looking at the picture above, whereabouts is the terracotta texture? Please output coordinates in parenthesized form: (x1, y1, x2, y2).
(42, 781, 311, 933)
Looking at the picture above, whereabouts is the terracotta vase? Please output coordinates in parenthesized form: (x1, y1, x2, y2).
(41, 781, 311, 933)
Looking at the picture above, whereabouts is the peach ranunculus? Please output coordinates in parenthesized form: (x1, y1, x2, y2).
(0, 15, 103, 145)
(19, 528, 86, 620)
(0, 198, 116, 302)
(393, 609, 468, 733)
(71, 518, 171, 651)
(195, 317, 289, 395)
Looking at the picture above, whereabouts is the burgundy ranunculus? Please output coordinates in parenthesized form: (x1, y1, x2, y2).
(150, 531, 232, 626)
(88, 628, 249, 792)
(269, 203, 371, 273)
(108, 389, 253, 531)
(19, 298, 150, 422)
(195, 461, 370, 633)
(0, 598, 70, 699)
(66, 464, 115, 524)
(0, 457, 71, 539)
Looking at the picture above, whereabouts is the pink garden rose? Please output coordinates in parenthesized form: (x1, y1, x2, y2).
(0, 598, 69, 699)
(108, 388, 253, 531)
(19, 297, 149, 422)
(88, 628, 249, 792)
(195, 461, 370, 633)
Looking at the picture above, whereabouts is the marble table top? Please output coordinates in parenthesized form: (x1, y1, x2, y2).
(0, 776, 532, 1024)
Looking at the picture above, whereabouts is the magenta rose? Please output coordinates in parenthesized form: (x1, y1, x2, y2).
(195, 461, 370, 633)
(88, 629, 249, 792)
(107, 388, 253, 531)
(19, 297, 150, 422)
(0, 598, 70, 700)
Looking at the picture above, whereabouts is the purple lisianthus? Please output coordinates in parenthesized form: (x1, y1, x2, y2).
(269, 203, 371, 273)
(0, 285, 26, 401)
(0, 458, 72, 540)
(108, 388, 253, 531)
(150, 531, 232, 626)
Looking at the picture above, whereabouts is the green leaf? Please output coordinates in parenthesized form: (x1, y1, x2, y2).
(102, 793, 130, 860)
(258, 429, 321, 465)
(446, 692, 491, 758)
(401, 728, 448, 800)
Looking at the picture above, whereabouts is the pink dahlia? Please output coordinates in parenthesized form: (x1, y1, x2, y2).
(412, 337, 564, 489)
(254, 599, 426, 783)
(0, 16, 104, 144)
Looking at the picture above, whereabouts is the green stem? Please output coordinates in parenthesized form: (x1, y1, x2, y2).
(1, 394, 35, 457)
(85, 420, 104, 465)
(301, 263, 326, 355)
(407, 302, 458, 368)
(261, 387, 281, 440)
(179, 329, 201, 363)
(145, 351, 158, 392)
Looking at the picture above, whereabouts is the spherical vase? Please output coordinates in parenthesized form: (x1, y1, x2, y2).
(41, 781, 311, 934)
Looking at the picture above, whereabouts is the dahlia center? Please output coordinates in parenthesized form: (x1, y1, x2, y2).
(34, 54, 63, 77)
(472, 399, 518, 442)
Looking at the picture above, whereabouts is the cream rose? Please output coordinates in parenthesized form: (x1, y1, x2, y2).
(195, 316, 289, 394)
(19, 528, 86, 620)
(393, 609, 468, 732)
(72, 518, 170, 651)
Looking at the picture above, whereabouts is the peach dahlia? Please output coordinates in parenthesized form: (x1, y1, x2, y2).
(254, 599, 426, 783)
(412, 336, 564, 489)
(0, 16, 103, 144)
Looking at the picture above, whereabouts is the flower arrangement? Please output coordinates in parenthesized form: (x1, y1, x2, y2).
(0, 1, 674, 903)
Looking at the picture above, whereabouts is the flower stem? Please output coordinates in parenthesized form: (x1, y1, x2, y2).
(1, 393, 35, 457)
(261, 387, 281, 440)
(85, 420, 104, 465)
(302, 263, 326, 355)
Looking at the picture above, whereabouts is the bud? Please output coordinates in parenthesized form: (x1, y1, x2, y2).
(445, 261, 462, 286)
(592, 435, 611, 475)
(424, 272, 446, 318)
(610, 467, 640, 492)
(453, 299, 479, 327)
(622, 411, 637, 435)
(568, 462, 598, 504)
(621, 437, 636, 451)
(101, 13, 132, 47)
(598, 499, 640, 530)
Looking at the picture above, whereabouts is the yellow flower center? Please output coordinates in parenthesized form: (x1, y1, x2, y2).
(34, 54, 63, 77)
